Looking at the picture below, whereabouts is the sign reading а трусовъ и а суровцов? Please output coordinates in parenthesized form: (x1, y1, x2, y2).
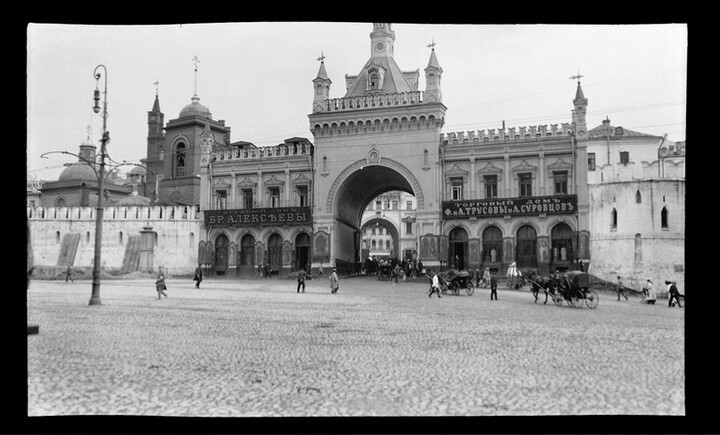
(442, 195, 578, 219)
(204, 207, 311, 226)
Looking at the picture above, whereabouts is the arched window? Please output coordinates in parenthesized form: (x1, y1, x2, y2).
(174, 143, 186, 177)
(56, 231, 61, 244)
(611, 208, 618, 229)
(119, 231, 123, 245)
(635, 190, 642, 203)
(158, 146, 164, 160)
(372, 240, 377, 249)
(369, 73, 379, 90)
(661, 207, 669, 229)
(86, 231, 91, 243)
(386, 240, 391, 250)
(55, 197, 66, 207)
(240, 234, 256, 266)
(423, 149, 429, 167)
(322, 155, 328, 173)
(551, 223, 573, 263)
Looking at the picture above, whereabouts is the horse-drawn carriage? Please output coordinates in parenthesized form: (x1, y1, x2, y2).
(377, 264, 394, 281)
(527, 270, 598, 309)
(438, 270, 475, 296)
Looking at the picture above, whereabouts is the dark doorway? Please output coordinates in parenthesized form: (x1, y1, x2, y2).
(516, 225, 537, 269)
(237, 234, 256, 276)
(268, 233, 283, 272)
(449, 227, 468, 271)
(295, 232, 311, 271)
(482, 226, 503, 272)
(550, 223, 573, 271)
(215, 234, 229, 276)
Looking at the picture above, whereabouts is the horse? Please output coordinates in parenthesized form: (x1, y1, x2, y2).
(524, 269, 558, 304)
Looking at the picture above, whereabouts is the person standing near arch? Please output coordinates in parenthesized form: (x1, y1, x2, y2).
(329, 268, 339, 294)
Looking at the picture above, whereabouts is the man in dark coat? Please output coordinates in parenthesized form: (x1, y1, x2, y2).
(490, 272, 498, 300)
(297, 269, 306, 293)
(668, 281, 682, 307)
(193, 265, 203, 288)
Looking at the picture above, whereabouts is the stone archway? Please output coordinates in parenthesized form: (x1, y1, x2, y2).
(326, 161, 421, 272)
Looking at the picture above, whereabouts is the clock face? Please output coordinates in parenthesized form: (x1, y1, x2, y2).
(375, 42, 385, 52)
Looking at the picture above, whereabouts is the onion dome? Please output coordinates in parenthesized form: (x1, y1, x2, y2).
(179, 95, 212, 119)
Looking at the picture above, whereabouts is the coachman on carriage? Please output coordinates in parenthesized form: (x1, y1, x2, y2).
(526, 269, 598, 309)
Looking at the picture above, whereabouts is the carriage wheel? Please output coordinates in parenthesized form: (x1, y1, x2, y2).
(584, 289, 599, 309)
(466, 281, 475, 296)
(553, 294, 564, 306)
(451, 283, 460, 295)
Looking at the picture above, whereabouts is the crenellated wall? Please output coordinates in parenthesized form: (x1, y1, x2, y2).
(441, 123, 575, 144)
(315, 90, 427, 113)
(588, 159, 686, 184)
(27, 206, 201, 269)
(211, 143, 313, 162)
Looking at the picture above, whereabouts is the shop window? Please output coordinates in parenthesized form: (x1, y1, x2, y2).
(588, 153, 596, 171)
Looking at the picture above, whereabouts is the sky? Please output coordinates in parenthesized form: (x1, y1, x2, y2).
(27, 22, 687, 181)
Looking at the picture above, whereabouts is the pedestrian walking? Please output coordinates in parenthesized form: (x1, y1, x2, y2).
(393, 264, 400, 284)
(645, 279, 656, 305)
(642, 278, 654, 303)
(616, 276, 628, 301)
(490, 272, 498, 300)
(329, 268, 339, 293)
(265, 262, 271, 278)
(64, 264, 74, 283)
(297, 268, 306, 293)
(428, 269, 441, 298)
(482, 267, 491, 288)
(474, 267, 481, 287)
(667, 281, 682, 308)
(193, 265, 203, 288)
(156, 266, 168, 299)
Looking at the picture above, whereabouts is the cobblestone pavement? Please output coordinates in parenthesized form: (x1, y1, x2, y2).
(27, 276, 684, 417)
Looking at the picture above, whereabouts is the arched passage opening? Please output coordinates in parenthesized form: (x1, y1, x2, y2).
(330, 163, 420, 274)
(237, 234, 256, 277)
(214, 234, 229, 276)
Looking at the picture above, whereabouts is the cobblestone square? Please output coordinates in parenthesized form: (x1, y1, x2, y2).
(27, 276, 684, 417)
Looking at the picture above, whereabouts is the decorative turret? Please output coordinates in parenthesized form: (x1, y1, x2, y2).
(571, 73, 588, 137)
(312, 52, 332, 112)
(370, 23, 395, 58)
(424, 40, 443, 103)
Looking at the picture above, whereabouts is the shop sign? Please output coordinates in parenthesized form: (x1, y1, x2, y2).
(204, 207, 311, 226)
(442, 195, 577, 219)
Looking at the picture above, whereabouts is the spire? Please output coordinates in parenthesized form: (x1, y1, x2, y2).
(570, 70, 587, 104)
(192, 56, 200, 99)
(426, 39, 441, 69)
(152, 79, 161, 112)
(316, 51, 329, 80)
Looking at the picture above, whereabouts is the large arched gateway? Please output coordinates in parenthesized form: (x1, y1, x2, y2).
(198, 23, 591, 278)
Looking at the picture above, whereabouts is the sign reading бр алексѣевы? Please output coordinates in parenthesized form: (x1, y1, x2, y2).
(442, 195, 577, 219)
(204, 207, 311, 226)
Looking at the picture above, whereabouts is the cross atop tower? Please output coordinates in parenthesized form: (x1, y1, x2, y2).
(569, 69, 584, 82)
(192, 56, 200, 97)
(317, 51, 326, 63)
(86, 125, 92, 140)
(427, 39, 436, 50)
(153, 79, 159, 96)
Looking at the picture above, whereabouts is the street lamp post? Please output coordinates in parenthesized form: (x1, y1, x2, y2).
(89, 64, 109, 306)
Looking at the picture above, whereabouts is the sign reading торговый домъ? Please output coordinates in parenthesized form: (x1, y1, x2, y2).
(204, 207, 311, 226)
(442, 195, 577, 219)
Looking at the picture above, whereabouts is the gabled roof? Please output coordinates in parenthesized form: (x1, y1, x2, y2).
(344, 56, 415, 98)
(587, 122, 662, 140)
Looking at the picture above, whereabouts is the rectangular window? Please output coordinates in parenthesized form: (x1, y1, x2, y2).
(215, 190, 227, 210)
(385, 199, 390, 210)
(243, 189, 253, 209)
(392, 200, 398, 210)
(588, 153, 596, 171)
(406, 200, 413, 210)
(269, 187, 280, 208)
(484, 175, 498, 199)
(620, 151, 630, 164)
(519, 173, 532, 197)
(375, 200, 382, 210)
(553, 171, 568, 195)
(405, 221, 413, 234)
(451, 177, 464, 200)
(297, 186, 308, 207)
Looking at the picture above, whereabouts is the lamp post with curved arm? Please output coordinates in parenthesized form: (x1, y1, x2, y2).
(89, 64, 109, 306)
